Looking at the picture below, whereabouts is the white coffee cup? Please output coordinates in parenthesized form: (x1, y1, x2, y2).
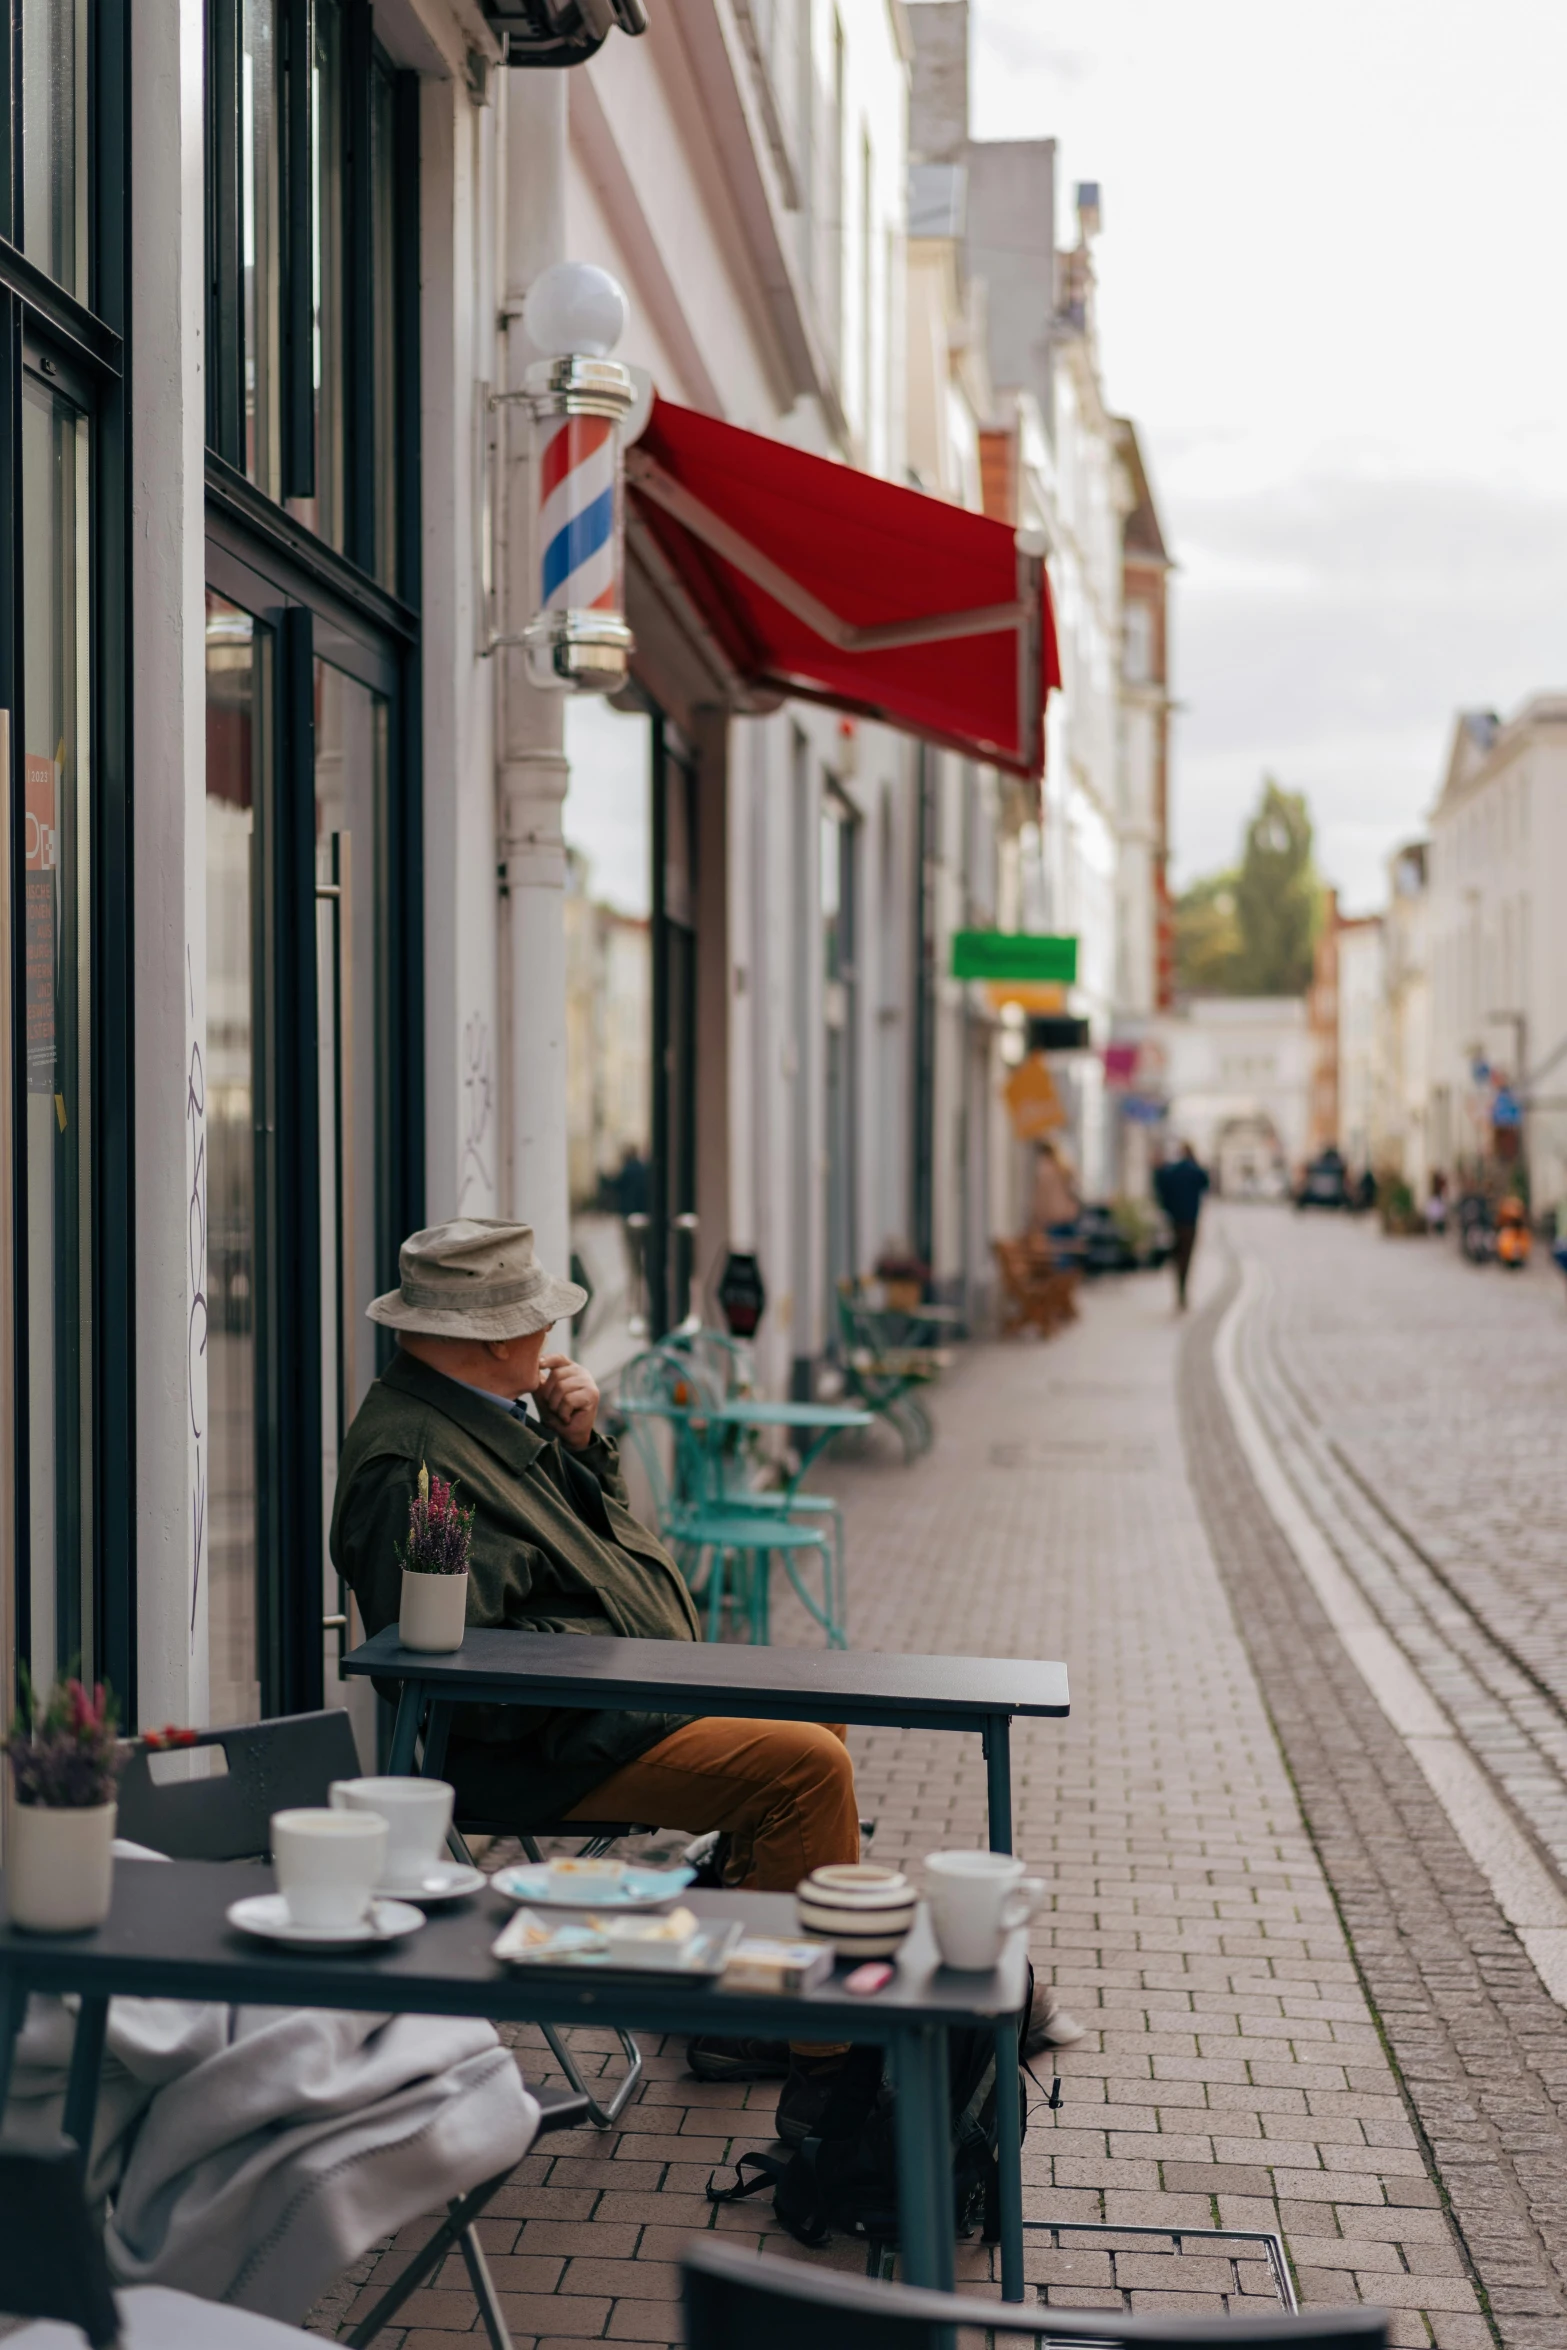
(924, 1850, 1045, 1971)
(272, 1807, 389, 1929)
(546, 1855, 626, 1903)
(330, 1776, 455, 1891)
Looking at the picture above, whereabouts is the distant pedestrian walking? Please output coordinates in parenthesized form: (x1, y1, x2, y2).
(1154, 1142, 1211, 1311)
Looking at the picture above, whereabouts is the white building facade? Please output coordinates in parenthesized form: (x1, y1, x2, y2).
(1156, 998, 1312, 1193)
(2, 0, 1158, 1747)
(1428, 697, 1567, 1208)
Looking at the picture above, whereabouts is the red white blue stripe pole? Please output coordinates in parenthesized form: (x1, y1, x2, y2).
(521, 264, 636, 692)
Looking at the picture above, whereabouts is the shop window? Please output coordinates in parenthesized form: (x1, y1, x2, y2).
(204, 593, 265, 1726)
(20, 375, 93, 1687)
(21, 0, 89, 296)
(206, 0, 409, 589)
(0, 0, 133, 1710)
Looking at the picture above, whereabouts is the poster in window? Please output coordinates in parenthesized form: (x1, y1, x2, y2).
(25, 752, 56, 1093)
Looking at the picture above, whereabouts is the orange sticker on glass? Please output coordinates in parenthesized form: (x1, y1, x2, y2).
(25, 753, 56, 1093)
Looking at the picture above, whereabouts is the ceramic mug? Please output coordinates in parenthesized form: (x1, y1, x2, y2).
(330, 1775, 455, 1891)
(924, 1849, 1045, 1970)
(272, 1807, 388, 1929)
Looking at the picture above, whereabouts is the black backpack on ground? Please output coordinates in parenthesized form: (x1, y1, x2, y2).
(706, 1961, 1034, 2251)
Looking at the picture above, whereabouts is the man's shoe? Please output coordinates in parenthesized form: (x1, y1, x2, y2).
(775, 2058, 847, 2146)
(686, 2035, 792, 2082)
(1024, 1984, 1085, 2055)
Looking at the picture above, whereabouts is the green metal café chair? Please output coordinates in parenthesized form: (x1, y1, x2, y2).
(614, 1347, 844, 1646)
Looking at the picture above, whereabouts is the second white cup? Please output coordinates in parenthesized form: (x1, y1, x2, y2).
(329, 1776, 455, 1891)
(924, 1849, 1044, 1971)
(272, 1807, 388, 1929)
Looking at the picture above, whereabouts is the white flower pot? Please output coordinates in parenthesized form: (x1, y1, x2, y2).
(7, 1799, 118, 1933)
(399, 1567, 469, 1653)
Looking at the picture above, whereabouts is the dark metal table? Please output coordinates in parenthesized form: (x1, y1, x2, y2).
(0, 1862, 1028, 2298)
(344, 1626, 1069, 1857)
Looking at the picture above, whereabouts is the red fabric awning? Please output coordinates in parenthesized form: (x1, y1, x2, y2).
(625, 398, 1060, 779)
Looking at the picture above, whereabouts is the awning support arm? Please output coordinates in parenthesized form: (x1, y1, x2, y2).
(626, 448, 1029, 655)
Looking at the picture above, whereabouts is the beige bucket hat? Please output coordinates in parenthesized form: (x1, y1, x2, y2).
(367, 1219, 587, 1341)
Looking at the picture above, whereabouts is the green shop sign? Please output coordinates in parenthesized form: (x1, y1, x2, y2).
(950, 931, 1079, 984)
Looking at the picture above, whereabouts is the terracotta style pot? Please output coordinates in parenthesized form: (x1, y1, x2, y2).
(7, 1799, 118, 1933)
(399, 1567, 469, 1653)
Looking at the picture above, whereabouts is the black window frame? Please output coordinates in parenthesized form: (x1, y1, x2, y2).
(0, 0, 135, 1710)
(203, 17, 421, 1718)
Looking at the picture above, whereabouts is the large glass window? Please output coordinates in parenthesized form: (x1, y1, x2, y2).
(204, 593, 265, 1724)
(202, 0, 419, 1723)
(21, 376, 92, 1687)
(289, 0, 345, 547)
(211, 0, 407, 586)
(563, 697, 653, 1373)
(240, 0, 282, 495)
(21, 0, 89, 296)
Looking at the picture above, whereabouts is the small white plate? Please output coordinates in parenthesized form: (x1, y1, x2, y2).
(226, 1893, 426, 1947)
(377, 1862, 486, 1905)
(491, 1862, 696, 1912)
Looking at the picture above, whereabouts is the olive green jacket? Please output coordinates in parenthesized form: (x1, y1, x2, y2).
(329, 1351, 699, 1817)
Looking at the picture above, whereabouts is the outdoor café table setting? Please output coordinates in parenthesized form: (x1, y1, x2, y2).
(0, 1797, 1038, 2304)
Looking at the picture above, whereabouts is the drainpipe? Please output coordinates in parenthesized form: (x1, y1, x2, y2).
(496, 72, 570, 1271)
(911, 741, 937, 1275)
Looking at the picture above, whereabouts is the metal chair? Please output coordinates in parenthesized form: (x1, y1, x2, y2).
(0, 2133, 314, 2347)
(113, 1713, 591, 2347)
(616, 1347, 844, 1645)
(682, 2237, 1390, 2350)
(835, 1285, 942, 1461)
(661, 1329, 848, 1617)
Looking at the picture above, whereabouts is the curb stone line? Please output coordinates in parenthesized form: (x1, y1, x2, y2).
(1217, 1257, 1567, 2010)
(1244, 1269, 1567, 1926)
(1184, 1263, 1567, 2346)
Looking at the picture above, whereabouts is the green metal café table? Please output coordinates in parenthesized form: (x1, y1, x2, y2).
(0, 1862, 1029, 2300)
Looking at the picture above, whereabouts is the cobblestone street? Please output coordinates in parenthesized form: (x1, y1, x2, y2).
(309, 1205, 1567, 2349)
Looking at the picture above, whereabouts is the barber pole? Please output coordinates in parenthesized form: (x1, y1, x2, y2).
(538, 415, 619, 619)
(520, 263, 636, 692)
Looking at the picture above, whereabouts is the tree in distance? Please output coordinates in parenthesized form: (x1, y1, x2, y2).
(1174, 779, 1322, 997)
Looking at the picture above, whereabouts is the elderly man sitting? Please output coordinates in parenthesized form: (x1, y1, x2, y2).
(330, 1217, 860, 2138)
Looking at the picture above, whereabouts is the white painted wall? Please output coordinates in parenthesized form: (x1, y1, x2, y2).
(1158, 998, 1312, 1176)
(1428, 700, 1567, 1206)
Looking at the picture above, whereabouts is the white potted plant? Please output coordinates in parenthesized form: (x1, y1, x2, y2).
(397, 1463, 474, 1652)
(5, 1674, 126, 1933)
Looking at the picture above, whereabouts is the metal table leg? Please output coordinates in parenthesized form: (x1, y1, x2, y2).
(386, 1681, 425, 1774)
(422, 1700, 454, 1780)
(0, 1970, 27, 2116)
(890, 2023, 955, 2292)
(983, 1713, 1014, 1854)
(992, 2019, 1024, 2301)
(63, 1995, 110, 2162)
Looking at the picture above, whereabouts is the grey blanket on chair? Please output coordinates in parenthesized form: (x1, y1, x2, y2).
(4, 1848, 538, 2322)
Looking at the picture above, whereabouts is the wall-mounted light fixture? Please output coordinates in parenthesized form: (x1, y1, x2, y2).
(487, 0, 647, 69)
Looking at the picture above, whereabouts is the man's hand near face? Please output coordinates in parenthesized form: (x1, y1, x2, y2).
(533, 1353, 600, 1451)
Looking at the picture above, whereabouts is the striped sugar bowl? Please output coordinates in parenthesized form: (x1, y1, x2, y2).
(795, 1863, 917, 1959)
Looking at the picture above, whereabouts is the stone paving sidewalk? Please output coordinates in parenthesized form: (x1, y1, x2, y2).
(312, 1256, 1481, 2348)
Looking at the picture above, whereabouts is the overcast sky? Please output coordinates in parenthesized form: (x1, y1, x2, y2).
(970, 1, 1567, 911)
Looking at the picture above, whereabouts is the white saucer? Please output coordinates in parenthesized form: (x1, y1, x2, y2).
(491, 1862, 695, 1912)
(376, 1862, 485, 1905)
(227, 1894, 426, 1947)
